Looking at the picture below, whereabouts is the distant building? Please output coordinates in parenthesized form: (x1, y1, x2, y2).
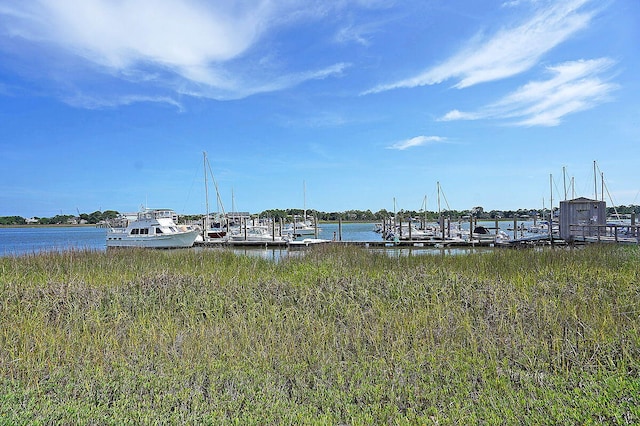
(559, 197, 606, 242)
(226, 212, 251, 220)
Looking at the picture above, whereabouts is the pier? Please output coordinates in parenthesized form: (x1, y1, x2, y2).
(195, 237, 530, 249)
(567, 223, 640, 245)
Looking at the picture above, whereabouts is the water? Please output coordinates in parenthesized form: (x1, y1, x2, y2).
(0, 227, 107, 257)
(0, 224, 368, 257)
(0, 221, 541, 258)
(314, 222, 381, 241)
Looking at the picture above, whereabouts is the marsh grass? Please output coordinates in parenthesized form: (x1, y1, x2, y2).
(1, 245, 639, 424)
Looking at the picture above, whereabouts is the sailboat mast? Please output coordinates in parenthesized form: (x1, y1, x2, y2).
(423, 195, 427, 227)
(593, 160, 598, 200)
(203, 152, 210, 233)
(563, 166, 567, 201)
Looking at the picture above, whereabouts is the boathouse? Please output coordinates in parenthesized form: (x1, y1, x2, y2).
(559, 197, 606, 242)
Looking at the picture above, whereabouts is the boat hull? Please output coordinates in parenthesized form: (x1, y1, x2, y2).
(106, 229, 199, 248)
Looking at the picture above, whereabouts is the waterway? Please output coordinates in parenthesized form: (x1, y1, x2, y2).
(0, 221, 535, 258)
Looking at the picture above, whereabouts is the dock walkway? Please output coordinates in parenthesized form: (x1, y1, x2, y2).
(195, 238, 511, 249)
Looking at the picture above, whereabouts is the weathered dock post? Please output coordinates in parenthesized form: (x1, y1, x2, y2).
(513, 218, 517, 240)
(470, 216, 473, 240)
(338, 216, 343, 241)
(314, 213, 318, 238)
(271, 218, 276, 242)
(243, 217, 247, 241)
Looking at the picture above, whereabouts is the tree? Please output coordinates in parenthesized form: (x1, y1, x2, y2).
(0, 216, 26, 225)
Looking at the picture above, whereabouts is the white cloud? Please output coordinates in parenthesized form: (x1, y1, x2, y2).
(440, 58, 618, 126)
(365, 0, 596, 94)
(440, 109, 479, 121)
(387, 136, 445, 150)
(0, 0, 354, 103)
(64, 93, 185, 111)
(334, 21, 381, 47)
(8, 0, 266, 68)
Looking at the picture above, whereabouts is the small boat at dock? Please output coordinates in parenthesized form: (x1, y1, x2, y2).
(229, 225, 289, 242)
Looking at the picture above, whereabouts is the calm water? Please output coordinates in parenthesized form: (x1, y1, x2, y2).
(0, 223, 381, 257)
(0, 221, 532, 258)
(0, 227, 107, 257)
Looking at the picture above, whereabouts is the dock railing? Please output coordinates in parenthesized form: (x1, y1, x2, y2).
(568, 224, 640, 244)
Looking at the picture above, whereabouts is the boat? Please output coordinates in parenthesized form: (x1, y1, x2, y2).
(282, 181, 321, 236)
(229, 225, 289, 242)
(282, 220, 318, 236)
(106, 208, 200, 248)
(202, 152, 229, 241)
(288, 238, 331, 248)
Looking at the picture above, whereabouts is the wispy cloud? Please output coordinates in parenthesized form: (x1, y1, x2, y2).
(0, 0, 355, 105)
(64, 93, 185, 111)
(440, 58, 618, 126)
(387, 136, 446, 150)
(365, 0, 597, 93)
(334, 20, 383, 47)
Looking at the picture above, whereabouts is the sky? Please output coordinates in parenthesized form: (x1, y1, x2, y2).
(1, 0, 639, 217)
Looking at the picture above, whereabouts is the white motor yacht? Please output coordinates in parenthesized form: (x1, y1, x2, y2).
(106, 209, 200, 248)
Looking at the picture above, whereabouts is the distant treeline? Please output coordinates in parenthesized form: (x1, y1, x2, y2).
(2, 205, 639, 226)
(258, 205, 640, 221)
(0, 211, 119, 226)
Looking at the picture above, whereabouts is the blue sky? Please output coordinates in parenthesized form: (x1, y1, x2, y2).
(1, 0, 638, 217)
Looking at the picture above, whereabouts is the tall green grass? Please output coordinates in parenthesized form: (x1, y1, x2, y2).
(1, 245, 639, 424)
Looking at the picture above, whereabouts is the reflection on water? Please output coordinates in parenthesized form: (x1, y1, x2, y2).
(369, 246, 494, 258)
(194, 242, 494, 262)
(194, 245, 302, 262)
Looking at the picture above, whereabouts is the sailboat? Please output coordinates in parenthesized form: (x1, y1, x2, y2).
(282, 180, 319, 236)
(203, 152, 228, 240)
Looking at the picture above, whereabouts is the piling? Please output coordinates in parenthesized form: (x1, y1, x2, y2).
(271, 219, 276, 241)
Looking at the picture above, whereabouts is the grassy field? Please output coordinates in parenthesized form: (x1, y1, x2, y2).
(1, 245, 639, 424)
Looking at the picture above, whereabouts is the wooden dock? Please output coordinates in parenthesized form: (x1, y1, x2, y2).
(195, 238, 508, 249)
(567, 224, 640, 245)
(193, 222, 640, 250)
